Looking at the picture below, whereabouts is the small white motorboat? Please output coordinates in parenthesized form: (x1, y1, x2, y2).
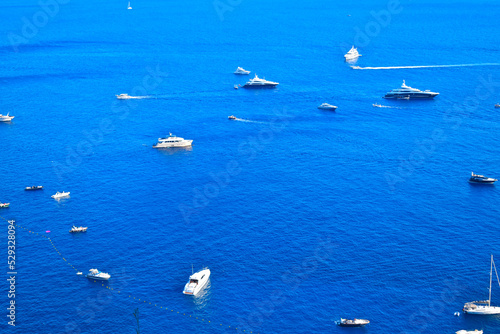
(234, 67, 250, 75)
(86, 268, 111, 280)
(183, 267, 210, 295)
(127, 1, 132, 9)
(335, 318, 370, 327)
(0, 113, 14, 122)
(25, 185, 43, 191)
(0, 203, 10, 208)
(228, 115, 237, 120)
(344, 46, 361, 61)
(372, 104, 382, 108)
(51, 191, 70, 199)
(456, 331, 483, 334)
(69, 226, 88, 233)
(318, 103, 337, 111)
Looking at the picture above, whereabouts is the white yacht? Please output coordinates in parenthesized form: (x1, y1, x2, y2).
(86, 268, 111, 280)
(469, 172, 497, 184)
(243, 74, 278, 88)
(456, 331, 483, 334)
(153, 133, 193, 148)
(69, 226, 88, 233)
(234, 67, 250, 75)
(344, 46, 361, 61)
(384, 81, 439, 99)
(0, 113, 14, 122)
(183, 268, 210, 296)
(51, 191, 70, 199)
(463, 255, 500, 315)
(318, 103, 337, 111)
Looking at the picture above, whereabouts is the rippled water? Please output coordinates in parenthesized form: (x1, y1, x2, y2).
(1, 0, 500, 333)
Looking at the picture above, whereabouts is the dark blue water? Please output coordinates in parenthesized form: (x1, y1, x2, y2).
(1, 0, 500, 333)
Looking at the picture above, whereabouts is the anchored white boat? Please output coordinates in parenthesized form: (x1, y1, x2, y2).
(25, 185, 43, 191)
(183, 267, 210, 295)
(0, 113, 14, 122)
(127, 1, 132, 9)
(234, 67, 250, 75)
(243, 74, 278, 88)
(463, 255, 500, 315)
(344, 46, 361, 61)
(69, 226, 88, 233)
(153, 133, 193, 148)
(456, 331, 483, 334)
(469, 172, 497, 184)
(86, 268, 110, 280)
(51, 191, 70, 199)
(335, 318, 370, 327)
(318, 103, 337, 111)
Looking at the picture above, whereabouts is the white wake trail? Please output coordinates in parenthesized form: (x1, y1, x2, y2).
(352, 63, 500, 70)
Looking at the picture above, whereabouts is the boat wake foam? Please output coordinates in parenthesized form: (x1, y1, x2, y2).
(352, 63, 500, 70)
(232, 118, 265, 124)
(373, 105, 402, 109)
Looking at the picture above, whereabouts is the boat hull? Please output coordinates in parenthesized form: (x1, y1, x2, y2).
(153, 140, 193, 148)
(463, 306, 500, 315)
(384, 93, 438, 99)
(243, 84, 278, 88)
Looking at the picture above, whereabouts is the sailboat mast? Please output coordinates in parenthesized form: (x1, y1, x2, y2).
(489, 254, 493, 307)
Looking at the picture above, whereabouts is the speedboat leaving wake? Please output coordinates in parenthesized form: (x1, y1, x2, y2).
(116, 93, 152, 99)
(352, 63, 500, 70)
(372, 104, 401, 109)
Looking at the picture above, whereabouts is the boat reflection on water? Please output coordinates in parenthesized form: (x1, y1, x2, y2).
(154, 146, 193, 156)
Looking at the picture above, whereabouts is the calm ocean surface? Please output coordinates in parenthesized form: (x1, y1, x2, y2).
(1, 0, 500, 333)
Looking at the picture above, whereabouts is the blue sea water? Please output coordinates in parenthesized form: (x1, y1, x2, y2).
(1, 0, 500, 333)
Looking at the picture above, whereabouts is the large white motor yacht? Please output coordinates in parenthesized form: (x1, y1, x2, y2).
(0, 113, 14, 122)
(85, 268, 111, 280)
(344, 46, 361, 61)
(384, 81, 439, 99)
(243, 74, 279, 88)
(183, 268, 210, 295)
(234, 67, 250, 75)
(153, 133, 193, 148)
(51, 191, 70, 199)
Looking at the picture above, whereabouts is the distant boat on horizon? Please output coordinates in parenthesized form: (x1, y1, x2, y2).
(127, 1, 132, 9)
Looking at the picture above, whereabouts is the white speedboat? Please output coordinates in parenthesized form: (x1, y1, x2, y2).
(463, 255, 500, 315)
(335, 318, 370, 327)
(183, 268, 210, 295)
(153, 133, 193, 148)
(243, 74, 278, 88)
(456, 331, 483, 334)
(0, 203, 10, 208)
(25, 185, 43, 190)
(86, 268, 111, 280)
(318, 103, 337, 110)
(0, 113, 14, 122)
(228, 115, 237, 120)
(234, 67, 250, 75)
(384, 81, 439, 99)
(344, 46, 361, 61)
(51, 191, 70, 199)
(373, 104, 382, 108)
(469, 172, 497, 184)
(495, 104, 500, 108)
(69, 226, 88, 233)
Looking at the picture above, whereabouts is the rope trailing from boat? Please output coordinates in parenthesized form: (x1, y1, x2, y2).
(0, 215, 259, 333)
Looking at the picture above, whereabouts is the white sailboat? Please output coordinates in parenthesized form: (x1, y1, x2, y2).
(127, 1, 132, 9)
(463, 254, 500, 314)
